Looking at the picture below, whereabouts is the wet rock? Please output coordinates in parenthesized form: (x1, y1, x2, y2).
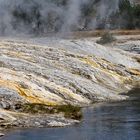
(47, 121, 71, 127)
(0, 133, 4, 137)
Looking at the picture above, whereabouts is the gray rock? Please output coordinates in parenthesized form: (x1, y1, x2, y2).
(113, 42, 140, 54)
(0, 133, 4, 137)
(0, 101, 11, 110)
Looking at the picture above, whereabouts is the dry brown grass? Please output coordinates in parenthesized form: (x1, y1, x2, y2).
(72, 30, 140, 38)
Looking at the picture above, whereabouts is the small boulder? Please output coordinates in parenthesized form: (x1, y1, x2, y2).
(0, 133, 4, 137)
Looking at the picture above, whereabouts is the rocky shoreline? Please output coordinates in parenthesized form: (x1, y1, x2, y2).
(0, 104, 80, 137)
(0, 92, 81, 136)
(0, 109, 79, 128)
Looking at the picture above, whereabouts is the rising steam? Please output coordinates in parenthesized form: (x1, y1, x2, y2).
(0, 0, 120, 36)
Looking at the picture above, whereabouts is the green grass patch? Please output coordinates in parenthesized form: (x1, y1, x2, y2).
(18, 103, 82, 120)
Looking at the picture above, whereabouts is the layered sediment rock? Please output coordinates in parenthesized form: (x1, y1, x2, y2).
(0, 37, 140, 130)
(114, 40, 140, 54)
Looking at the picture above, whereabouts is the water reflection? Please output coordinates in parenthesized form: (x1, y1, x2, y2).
(1, 89, 140, 140)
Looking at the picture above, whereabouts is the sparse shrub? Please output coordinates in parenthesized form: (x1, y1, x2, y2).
(96, 32, 116, 44)
(19, 103, 82, 120)
(21, 103, 55, 114)
(56, 104, 82, 120)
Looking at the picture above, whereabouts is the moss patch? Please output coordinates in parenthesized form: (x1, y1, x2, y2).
(56, 105, 82, 120)
(18, 103, 82, 120)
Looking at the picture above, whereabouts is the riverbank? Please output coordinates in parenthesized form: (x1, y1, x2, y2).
(1, 88, 140, 140)
(0, 104, 82, 135)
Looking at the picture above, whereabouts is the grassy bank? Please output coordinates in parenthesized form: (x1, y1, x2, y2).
(16, 103, 82, 120)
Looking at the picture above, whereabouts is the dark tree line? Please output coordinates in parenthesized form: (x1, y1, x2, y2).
(108, 0, 140, 29)
(1, 0, 140, 35)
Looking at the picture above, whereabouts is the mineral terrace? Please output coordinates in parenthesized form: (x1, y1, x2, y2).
(0, 36, 140, 133)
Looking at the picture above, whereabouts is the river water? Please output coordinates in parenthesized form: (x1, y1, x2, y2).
(1, 89, 140, 140)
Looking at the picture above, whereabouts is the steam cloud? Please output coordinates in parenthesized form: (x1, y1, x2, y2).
(0, 0, 120, 36)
